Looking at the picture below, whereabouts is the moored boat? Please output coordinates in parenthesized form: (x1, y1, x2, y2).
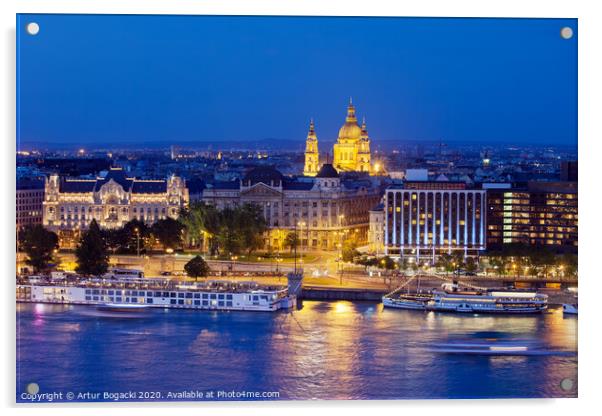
(383, 283, 547, 314)
(97, 303, 151, 312)
(382, 293, 432, 310)
(562, 303, 578, 315)
(17, 277, 296, 312)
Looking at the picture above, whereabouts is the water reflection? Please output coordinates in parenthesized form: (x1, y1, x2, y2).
(16, 301, 577, 401)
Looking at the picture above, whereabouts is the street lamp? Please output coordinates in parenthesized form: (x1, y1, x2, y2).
(297, 221, 305, 264)
(134, 227, 140, 257)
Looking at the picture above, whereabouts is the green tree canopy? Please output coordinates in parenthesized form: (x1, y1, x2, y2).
(75, 219, 109, 276)
(184, 255, 211, 280)
(238, 204, 268, 255)
(104, 219, 149, 254)
(151, 217, 185, 250)
(380, 256, 396, 270)
(284, 231, 300, 253)
(18, 225, 59, 273)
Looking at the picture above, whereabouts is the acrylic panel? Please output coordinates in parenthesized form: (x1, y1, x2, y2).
(16, 14, 578, 403)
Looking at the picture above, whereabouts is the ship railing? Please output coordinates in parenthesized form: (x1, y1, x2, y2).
(384, 276, 417, 298)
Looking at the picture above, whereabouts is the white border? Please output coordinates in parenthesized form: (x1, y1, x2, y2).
(2, 1, 600, 415)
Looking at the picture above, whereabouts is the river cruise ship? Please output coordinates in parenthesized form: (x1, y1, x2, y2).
(16, 277, 296, 312)
(383, 283, 548, 314)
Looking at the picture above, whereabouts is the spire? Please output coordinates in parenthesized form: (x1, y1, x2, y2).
(361, 117, 369, 140)
(346, 98, 357, 123)
(307, 118, 317, 140)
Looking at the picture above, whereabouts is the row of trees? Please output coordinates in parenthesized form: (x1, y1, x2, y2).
(18, 221, 211, 279)
(486, 243, 577, 278)
(179, 202, 267, 256)
(75, 220, 212, 278)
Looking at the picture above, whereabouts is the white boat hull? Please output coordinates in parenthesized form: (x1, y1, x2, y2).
(382, 296, 427, 310)
(563, 304, 578, 315)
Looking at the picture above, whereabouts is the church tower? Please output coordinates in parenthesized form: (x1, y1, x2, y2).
(357, 117, 371, 173)
(333, 98, 372, 173)
(333, 98, 362, 172)
(303, 119, 319, 176)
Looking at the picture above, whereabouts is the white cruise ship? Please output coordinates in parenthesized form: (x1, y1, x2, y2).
(16, 278, 296, 312)
(429, 288, 547, 313)
(383, 283, 547, 314)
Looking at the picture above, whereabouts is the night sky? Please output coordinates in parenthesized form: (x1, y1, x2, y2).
(17, 14, 577, 149)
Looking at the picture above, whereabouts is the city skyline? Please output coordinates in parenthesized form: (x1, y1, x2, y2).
(17, 15, 577, 149)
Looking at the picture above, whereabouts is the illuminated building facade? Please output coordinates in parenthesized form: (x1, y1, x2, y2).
(201, 165, 382, 251)
(16, 177, 45, 229)
(368, 203, 385, 255)
(332, 99, 371, 173)
(384, 182, 487, 261)
(303, 120, 319, 176)
(485, 181, 577, 251)
(43, 168, 188, 246)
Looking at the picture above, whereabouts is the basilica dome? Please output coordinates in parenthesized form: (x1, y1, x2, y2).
(338, 121, 362, 141)
(337, 100, 362, 142)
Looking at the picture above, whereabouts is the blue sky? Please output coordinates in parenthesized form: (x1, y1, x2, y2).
(17, 14, 577, 149)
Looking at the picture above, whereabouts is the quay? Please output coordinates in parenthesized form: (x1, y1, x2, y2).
(301, 286, 387, 301)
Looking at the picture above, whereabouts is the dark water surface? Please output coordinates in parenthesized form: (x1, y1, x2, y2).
(16, 301, 577, 402)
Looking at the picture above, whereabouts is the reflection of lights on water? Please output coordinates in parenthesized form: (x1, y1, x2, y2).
(334, 302, 351, 314)
(34, 304, 45, 315)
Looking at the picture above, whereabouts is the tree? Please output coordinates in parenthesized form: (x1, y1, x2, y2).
(202, 205, 222, 255)
(341, 236, 360, 262)
(342, 246, 360, 262)
(557, 253, 577, 279)
(238, 204, 268, 255)
(151, 217, 185, 250)
(284, 231, 299, 253)
(102, 220, 149, 255)
(398, 257, 409, 274)
(215, 207, 242, 255)
(18, 225, 59, 273)
(451, 251, 465, 271)
(528, 247, 556, 278)
(179, 202, 210, 249)
(119, 219, 150, 254)
(184, 255, 210, 280)
(75, 219, 109, 276)
(465, 257, 479, 273)
(489, 256, 508, 277)
(379, 256, 396, 270)
(436, 253, 455, 275)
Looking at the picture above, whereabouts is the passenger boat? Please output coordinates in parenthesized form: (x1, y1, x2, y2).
(383, 283, 547, 314)
(17, 277, 296, 312)
(97, 303, 151, 312)
(429, 287, 547, 314)
(382, 293, 431, 310)
(562, 303, 578, 315)
(429, 332, 575, 356)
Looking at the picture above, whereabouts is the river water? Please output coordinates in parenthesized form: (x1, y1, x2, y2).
(16, 301, 577, 402)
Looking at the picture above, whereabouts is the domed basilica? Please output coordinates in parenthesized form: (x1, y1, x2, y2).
(303, 99, 372, 176)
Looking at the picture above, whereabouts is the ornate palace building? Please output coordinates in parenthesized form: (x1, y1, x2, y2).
(43, 167, 188, 246)
(303, 99, 372, 176)
(201, 165, 383, 251)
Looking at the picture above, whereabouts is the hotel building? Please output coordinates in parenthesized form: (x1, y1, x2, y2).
(485, 181, 577, 252)
(43, 167, 188, 246)
(383, 181, 487, 261)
